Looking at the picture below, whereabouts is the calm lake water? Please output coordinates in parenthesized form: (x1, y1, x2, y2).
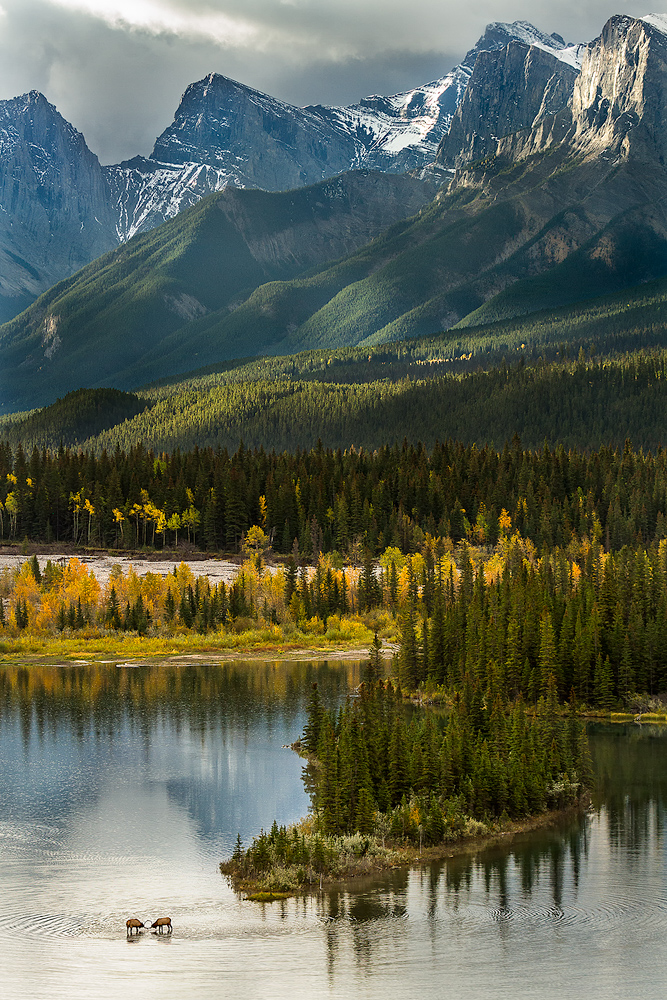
(1, 660, 667, 1000)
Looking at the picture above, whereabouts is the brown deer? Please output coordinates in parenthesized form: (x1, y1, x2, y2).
(150, 916, 172, 934)
(126, 918, 144, 935)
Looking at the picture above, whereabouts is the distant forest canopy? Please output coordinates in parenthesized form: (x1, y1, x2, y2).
(3, 348, 667, 457)
(1, 434, 667, 556)
(3, 271, 667, 454)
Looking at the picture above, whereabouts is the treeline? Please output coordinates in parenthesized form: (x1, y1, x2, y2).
(4, 432, 667, 554)
(0, 552, 341, 637)
(395, 537, 667, 707)
(7, 420, 667, 558)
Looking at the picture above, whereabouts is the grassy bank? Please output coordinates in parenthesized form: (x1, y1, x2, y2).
(220, 801, 589, 901)
(0, 618, 379, 664)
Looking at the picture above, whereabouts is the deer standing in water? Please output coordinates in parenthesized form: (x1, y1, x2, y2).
(150, 916, 172, 934)
(126, 918, 144, 935)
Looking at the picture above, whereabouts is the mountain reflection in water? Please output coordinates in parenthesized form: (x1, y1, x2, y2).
(1, 664, 667, 999)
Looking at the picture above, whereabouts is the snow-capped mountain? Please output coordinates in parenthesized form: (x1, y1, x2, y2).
(0, 91, 117, 322)
(0, 19, 586, 313)
(105, 20, 586, 243)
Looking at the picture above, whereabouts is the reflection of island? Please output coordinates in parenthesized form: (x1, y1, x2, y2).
(590, 722, 667, 857)
(0, 661, 362, 845)
(312, 722, 667, 981)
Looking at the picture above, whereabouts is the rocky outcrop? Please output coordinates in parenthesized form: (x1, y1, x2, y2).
(437, 40, 580, 168)
(215, 170, 438, 273)
(150, 73, 360, 191)
(0, 92, 117, 322)
(570, 14, 667, 163)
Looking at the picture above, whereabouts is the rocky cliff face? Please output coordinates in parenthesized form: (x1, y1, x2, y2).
(147, 21, 576, 192)
(570, 14, 667, 163)
(437, 37, 581, 168)
(0, 92, 117, 322)
(150, 73, 360, 190)
(214, 170, 437, 274)
(447, 14, 667, 173)
(105, 156, 233, 241)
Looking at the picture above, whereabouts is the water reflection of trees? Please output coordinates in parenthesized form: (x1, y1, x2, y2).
(590, 722, 667, 857)
(312, 878, 410, 978)
(314, 817, 592, 976)
(0, 660, 361, 747)
(312, 724, 667, 981)
(0, 659, 363, 844)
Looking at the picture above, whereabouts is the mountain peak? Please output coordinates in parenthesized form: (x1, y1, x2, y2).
(571, 13, 667, 161)
(464, 20, 585, 71)
(642, 12, 667, 35)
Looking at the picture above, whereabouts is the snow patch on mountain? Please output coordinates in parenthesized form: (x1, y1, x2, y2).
(487, 21, 585, 68)
(641, 12, 667, 35)
(106, 157, 233, 241)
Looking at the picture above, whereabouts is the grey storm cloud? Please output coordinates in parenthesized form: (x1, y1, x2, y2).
(0, 0, 655, 163)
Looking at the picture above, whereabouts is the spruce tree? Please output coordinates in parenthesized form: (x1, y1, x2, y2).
(302, 684, 325, 756)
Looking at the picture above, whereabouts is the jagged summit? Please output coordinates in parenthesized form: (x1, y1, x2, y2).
(0, 88, 116, 322)
(147, 19, 583, 191)
(6, 11, 667, 405)
(437, 26, 581, 169)
(475, 20, 585, 68)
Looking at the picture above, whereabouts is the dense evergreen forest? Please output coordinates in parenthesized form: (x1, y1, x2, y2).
(301, 672, 591, 838)
(5, 270, 667, 455)
(223, 664, 592, 892)
(4, 429, 667, 708)
(4, 351, 667, 456)
(3, 434, 667, 555)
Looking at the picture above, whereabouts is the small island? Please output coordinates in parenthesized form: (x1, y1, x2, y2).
(221, 655, 592, 898)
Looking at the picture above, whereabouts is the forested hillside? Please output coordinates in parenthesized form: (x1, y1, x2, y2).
(0, 171, 434, 413)
(3, 349, 667, 456)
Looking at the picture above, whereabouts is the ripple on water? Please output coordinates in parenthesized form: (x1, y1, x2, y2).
(0, 911, 85, 938)
(487, 886, 667, 930)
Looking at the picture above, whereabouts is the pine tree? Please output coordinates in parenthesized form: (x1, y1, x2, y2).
(366, 631, 382, 684)
(29, 554, 41, 585)
(302, 684, 325, 756)
(164, 588, 175, 622)
(284, 557, 297, 606)
(106, 585, 121, 629)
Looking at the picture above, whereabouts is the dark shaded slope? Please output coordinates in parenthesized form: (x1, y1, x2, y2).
(0, 171, 435, 412)
(1, 388, 146, 449)
(162, 150, 667, 360)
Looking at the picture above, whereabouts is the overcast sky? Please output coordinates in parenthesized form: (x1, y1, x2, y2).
(0, 0, 654, 163)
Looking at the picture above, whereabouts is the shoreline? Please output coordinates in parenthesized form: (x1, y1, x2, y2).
(0, 639, 379, 667)
(1, 647, 665, 726)
(226, 799, 591, 903)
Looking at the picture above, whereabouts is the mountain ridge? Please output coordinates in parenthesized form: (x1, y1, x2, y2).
(0, 170, 436, 412)
(0, 19, 583, 319)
